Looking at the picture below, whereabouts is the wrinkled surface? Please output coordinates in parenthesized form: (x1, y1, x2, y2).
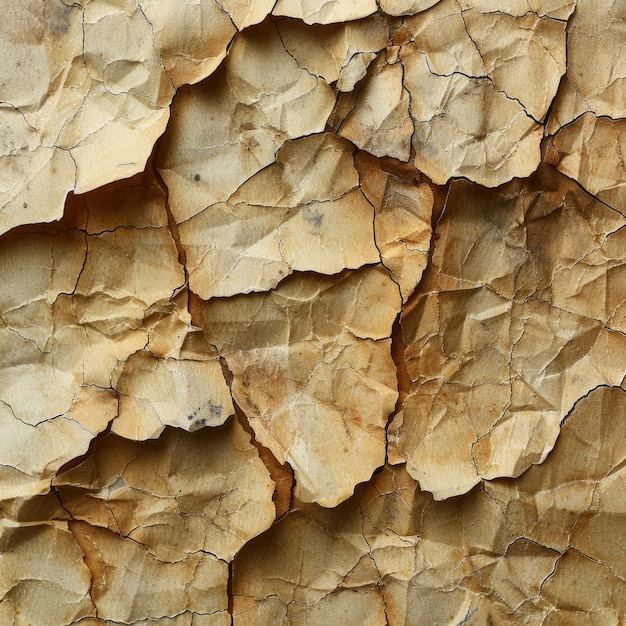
(3, 1, 626, 624)
(398, 166, 626, 499)
(179, 133, 381, 299)
(234, 386, 626, 625)
(202, 267, 400, 507)
(54, 420, 275, 563)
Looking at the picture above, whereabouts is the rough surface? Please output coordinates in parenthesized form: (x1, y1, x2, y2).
(2, 1, 626, 624)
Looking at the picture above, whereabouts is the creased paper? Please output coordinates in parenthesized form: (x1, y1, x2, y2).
(3, 2, 626, 624)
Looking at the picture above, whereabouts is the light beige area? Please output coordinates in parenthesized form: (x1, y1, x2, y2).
(0, 0, 283, 236)
(157, 21, 335, 224)
(273, 0, 378, 24)
(401, 0, 572, 186)
(179, 133, 381, 299)
(54, 420, 275, 564)
(202, 267, 401, 507)
(2, 1, 626, 624)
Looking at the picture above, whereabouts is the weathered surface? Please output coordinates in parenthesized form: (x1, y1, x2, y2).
(2, 2, 626, 624)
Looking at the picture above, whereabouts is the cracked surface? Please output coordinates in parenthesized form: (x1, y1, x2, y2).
(1, 1, 626, 624)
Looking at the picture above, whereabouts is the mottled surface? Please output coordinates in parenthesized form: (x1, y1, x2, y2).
(1, 1, 626, 623)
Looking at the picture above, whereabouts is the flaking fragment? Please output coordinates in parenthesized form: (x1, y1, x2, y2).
(399, 166, 626, 499)
(357, 153, 434, 302)
(401, 44, 542, 187)
(400, 0, 571, 185)
(109, 289, 235, 440)
(110, 349, 234, 440)
(71, 521, 228, 623)
(379, 0, 440, 17)
(272, 0, 378, 25)
(548, 114, 626, 215)
(157, 21, 335, 224)
(179, 133, 380, 299)
(138, 0, 237, 87)
(54, 419, 275, 564)
(202, 267, 400, 507)
(219, 0, 276, 29)
(547, 0, 626, 133)
(277, 16, 390, 91)
(339, 54, 413, 161)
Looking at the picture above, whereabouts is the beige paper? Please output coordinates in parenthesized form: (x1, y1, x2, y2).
(2, 2, 626, 624)
(397, 166, 626, 499)
(179, 133, 381, 299)
(202, 267, 400, 507)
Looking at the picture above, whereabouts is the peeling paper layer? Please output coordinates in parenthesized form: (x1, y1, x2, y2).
(179, 133, 381, 299)
(157, 21, 335, 224)
(0, 0, 253, 235)
(202, 267, 400, 507)
(54, 420, 275, 564)
(234, 387, 626, 625)
(548, 114, 626, 215)
(398, 166, 626, 499)
(3, 1, 626, 623)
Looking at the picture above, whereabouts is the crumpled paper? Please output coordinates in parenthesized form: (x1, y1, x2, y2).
(2, 1, 626, 624)
(234, 386, 626, 624)
(201, 267, 400, 507)
(178, 132, 381, 299)
(397, 165, 626, 499)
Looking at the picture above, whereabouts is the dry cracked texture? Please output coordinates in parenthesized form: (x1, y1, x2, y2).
(1, 1, 626, 624)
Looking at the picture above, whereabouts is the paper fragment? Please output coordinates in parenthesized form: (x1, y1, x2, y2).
(358, 154, 434, 302)
(379, 0, 439, 17)
(547, 0, 626, 133)
(179, 133, 380, 299)
(55, 420, 275, 564)
(272, 0, 378, 24)
(111, 349, 234, 440)
(202, 267, 400, 507)
(339, 54, 413, 161)
(219, 0, 276, 30)
(400, 0, 571, 185)
(157, 21, 335, 224)
(401, 45, 542, 187)
(548, 114, 626, 215)
(1, 0, 174, 215)
(398, 166, 626, 499)
(138, 0, 237, 87)
(277, 16, 390, 91)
